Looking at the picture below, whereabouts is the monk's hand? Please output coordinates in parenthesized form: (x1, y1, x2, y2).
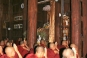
(55, 42, 58, 49)
(13, 43, 18, 52)
(55, 42, 58, 46)
(25, 44, 30, 51)
(44, 47, 47, 58)
(54, 50, 59, 54)
(0, 46, 3, 55)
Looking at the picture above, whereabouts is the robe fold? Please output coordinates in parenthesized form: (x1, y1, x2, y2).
(26, 54, 38, 58)
(26, 53, 45, 58)
(0, 52, 19, 58)
(47, 48, 60, 58)
(17, 45, 29, 57)
(57, 45, 66, 49)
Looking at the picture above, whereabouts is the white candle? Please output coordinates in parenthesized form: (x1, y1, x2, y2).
(65, 20, 68, 25)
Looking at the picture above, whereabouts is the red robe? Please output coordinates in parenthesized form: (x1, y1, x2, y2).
(0, 53, 3, 57)
(29, 48, 34, 54)
(26, 54, 38, 58)
(17, 45, 29, 57)
(40, 43, 46, 48)
(47, 48, 60, 58)
(26, 53, 45, 58)
(0, 52, 19, 58)
(76, 54, 78, 58)
(57, 45, 66, 49)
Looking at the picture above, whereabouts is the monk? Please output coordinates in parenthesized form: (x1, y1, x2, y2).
(58, 40, 68, 49)
(40, 39, 46, 47)
(24, 39, 30, 51)
(47, 42, 60, 58)
(15, 38, 22, 45)
(17, 41, 29, 57)
(0, 44, 22, 58)
(6, 41, 13, 47)
(4, 39, 8, 45)
(26, 46, 45, 58)
(58, 40, 67, 58)
(0, 46, 3, 57)
(3, 41, 13, 54)
(70, 44, 79, 58)
(0, 40, 5, 48)
(62, 48, 75, 58)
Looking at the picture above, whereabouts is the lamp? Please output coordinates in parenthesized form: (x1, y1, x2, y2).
(21, 3, 24, 9)
(55, 0, 58, 2)
(8, 28, 11, 30)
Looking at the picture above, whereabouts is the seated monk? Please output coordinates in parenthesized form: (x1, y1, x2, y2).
(58, 40, 67, 58)
(4, 39, 8, 45)
(0, 46, 3, 57)
(0, 40, 5, 48)
(0, 44, 22, 58)
(40, 39, 46, 47)
(29, 43, 39, 54)
(6, 41, 13, 47)
(15, 38, 22, 45)
(3, 41, 13, 54)
(17, 41, 29, 57)
(70, 44, 79, 58)
(23, 39, 30, 51)
(26, 46, 45, 58)
(58, 40, 68, 49)
(62, 48, 75, 58)
(47, 42, 60, 58)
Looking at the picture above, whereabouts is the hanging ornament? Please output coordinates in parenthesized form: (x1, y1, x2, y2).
(43, 5, 50, 11)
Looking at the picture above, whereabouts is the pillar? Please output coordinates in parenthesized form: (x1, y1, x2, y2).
(0, 0, 3, 40)
(55, 2, 61, 44)
(71, 0, 81, 56)
(82, 0, 87, 57)
(60, 0, 64, 41)
(23, 0, 27, 38)
(49, 0, 55, 42)
(27, 0, 37, 48)
(8, 0, 13, 39)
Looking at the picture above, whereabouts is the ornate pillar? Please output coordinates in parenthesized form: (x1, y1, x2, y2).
(0, 0, 3, 40)
(71, 0, 81, 56)
(49, 0, 55, 42)
(27, 0, 37, 48)
(82, 0, 87, 57)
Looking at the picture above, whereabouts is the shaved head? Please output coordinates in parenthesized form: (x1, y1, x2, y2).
(35, 46, 45, 58)
(35, 46, 44, 53)
(62, 40, 67, 46)
(5, 47, 15, 57)
(70, 44, 76, 48)
(63, 48, 75, 58)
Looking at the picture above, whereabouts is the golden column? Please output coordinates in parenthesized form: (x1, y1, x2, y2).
(49, 0, 55, 42)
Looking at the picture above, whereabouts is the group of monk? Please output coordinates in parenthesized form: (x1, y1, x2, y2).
(0, 38, 79, 58)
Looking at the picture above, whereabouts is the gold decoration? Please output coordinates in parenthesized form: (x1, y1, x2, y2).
(3, 22, 6, 29)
